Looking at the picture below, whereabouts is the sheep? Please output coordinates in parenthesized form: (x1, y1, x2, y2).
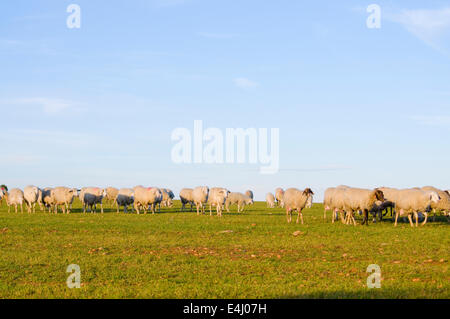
(341, 187, 385, 226)
(192, 186, 209, 215)
(0, 185, 8, 205)
(207, 187, 230, 216)
(160, 188, 174, 208)
(133, 186, 163, 214)
(81, 187, 107, 213)
(392, 188, 440, 227)
(41, 188, 55, 212)
(116, 188, 134, 213)
(179, 188, 194, 212)
(24, 185, 40, 213)
(105, 187, 119, 208)
(51, 187, 77, 214)
(266, 192, 275, 208)
(421, 186, 450, 222)
(4, 188, 24, 213)
(323, 186, 349, 223)
(283, 188, 314, 224)
(245, 190, 254, 200)
(225, 192, 254, 213)
(275, 188, 284, 207)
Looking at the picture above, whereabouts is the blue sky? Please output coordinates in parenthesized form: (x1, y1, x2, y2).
(1, 0, 450, 201)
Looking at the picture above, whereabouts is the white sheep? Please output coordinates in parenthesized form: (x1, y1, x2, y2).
(192, 186, 209, 215)
(245, 190, 254, 200)
(266, 192, 275, 208)
(105, 187, 119, 208)
(225, 192, 254, 213)
(116, 188, 134, 213)
(24, 185, 39, 213)
(160, 188, 174, 208)
(51, 187, 77, 214)
(341, 187, 385, 226)
(133, 186, 163, 214)
(4, 188, 24, 213)
(421, 186, 450, 222)
(179, 188, 194, 212)
(207, 187, 230, 216)
(41, 187, 55, 212)
(283, 188, 314, 224)
(391, 188, 440, 227)
(275, 188, 285, 207)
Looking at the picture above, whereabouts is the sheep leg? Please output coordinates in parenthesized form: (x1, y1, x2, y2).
(323, 208, 327, 221)
(297, 209, 304, 224)
(407, 214, 414, 227)
(210, 204, 213, 216)
(421, 212, 428, 226)
(100, 202, 104, 214)
(414, 212, 419, 227)
(196, 203, 200, 216)
(394, 210, 400, 226)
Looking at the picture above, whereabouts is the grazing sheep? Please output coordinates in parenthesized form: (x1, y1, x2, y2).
(4, 188, 24, 213)
(116, 188, 134, 213)
(207, 187, 230, 216)
(51, 187, 77, 214)
(179, 188, 194, 212)
(421, 186, 450, 222)
(275, 188, 284, 207)
(133, 186, 163, 214)
(225, 192, 254, 213)
(341, 187, 385, 226)
(266, 192, 275, 208)
(160, 188, 174, 208)
(24, 185, 39, 213)
(283, 188, 314, 224)
(105, 187, 119, 208)
(192, 186, 209, 215)
(392, 188, 440, 227)
(245, 190, 254, 200)
(81, 187, 107, 213)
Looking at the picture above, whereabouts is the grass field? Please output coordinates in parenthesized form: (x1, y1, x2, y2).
(0, 199, 448, 299)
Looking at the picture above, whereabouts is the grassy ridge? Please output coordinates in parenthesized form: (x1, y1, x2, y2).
(0, 199, 448, 298)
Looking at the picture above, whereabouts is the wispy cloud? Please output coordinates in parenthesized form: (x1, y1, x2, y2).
(388, 7, 450, 54)
(2, 97, 76, 114)
(234, 77, 259, 89)
(197, 32, 236, 39)
(411, 115, 450, 126)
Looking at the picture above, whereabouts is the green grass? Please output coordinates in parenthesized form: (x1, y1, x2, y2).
(0, 199, 448, 299)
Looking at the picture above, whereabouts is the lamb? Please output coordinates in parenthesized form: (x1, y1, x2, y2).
(421, 186, 450, 222)
(341, 187, 385, 225)
(41, 188, 55, 212)
(23, 185, 39, 213)
(266, 192, 275, 208)
(4, 188, 24, 213)
(245, 190, 254, 200)
(133, 186, 163, 214)
(52, 187, 77, 214)
(192, 186, 209, 215)
(179, 188, 194, 212)
(81, 187, 107, 213)
(105, 187, 119, 208)
(392, 188, 440, 227)
(115, 188, 134, 213)
(283, 188, 314, 224)
(275, 188, 285, 207)
(225, 192, 254, 213)
(207, 187, 230, 216)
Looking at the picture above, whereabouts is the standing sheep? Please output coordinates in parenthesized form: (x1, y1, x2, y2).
(283, 188, 314, 224)
(192, 186, 209, 215)
(41, 188, 55, 212)
(323, 186, 349, 223)
(161, 188, 175, 208)
(81, 187, 107, 213)
(245, 190, 254, 200)
(4, 188, 24, 213)
(133, 186, 163, 214)
(275, 188, 284, 207)
(116, 188, 134, 213)
(24, 185, 39, 213)
(421, 186, 450, 222)
(266, 192, 275, 208)
(52, 187, 77, 214)
(105, 187, 119, 208)
(392, 188, 440, 227)
(341, 187, 385, 226)
(207, 187, 230, 216)
(225, 192, 254, 213)
(179, 188, 194, 212)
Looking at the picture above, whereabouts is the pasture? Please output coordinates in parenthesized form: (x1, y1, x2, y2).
(0, 199, 448, 299)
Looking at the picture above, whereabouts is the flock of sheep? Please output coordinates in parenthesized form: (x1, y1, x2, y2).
(0, 184, 449, 227)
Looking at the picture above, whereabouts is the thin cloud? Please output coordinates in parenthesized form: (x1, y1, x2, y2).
(411, 115, 450, 126)
(388, 7, 450, 54)
(234, 77, 259, 89)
